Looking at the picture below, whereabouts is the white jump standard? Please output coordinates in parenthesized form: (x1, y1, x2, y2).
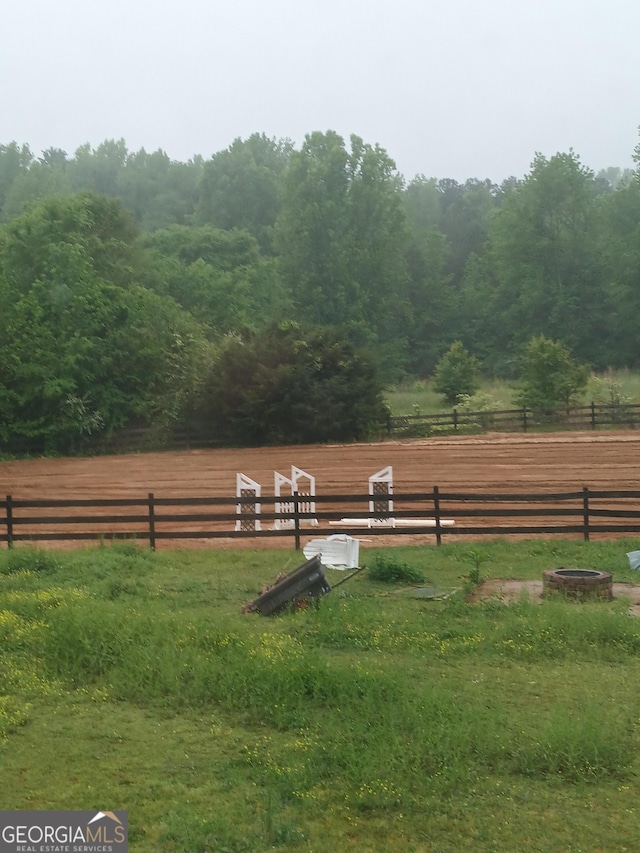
(235, 473, 262, 531)
(368, 465, 394, 526)
(330, 466, 455, 529)
(273, 465, 318, 529)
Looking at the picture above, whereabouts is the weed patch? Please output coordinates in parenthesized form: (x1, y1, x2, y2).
(367, 553, 425, 584)
(1, 547, 60, 575)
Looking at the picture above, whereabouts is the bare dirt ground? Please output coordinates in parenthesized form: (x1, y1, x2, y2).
(4, 430, 640, 498)
(468, 578, 640, 617)
(2, 430, 640, 549)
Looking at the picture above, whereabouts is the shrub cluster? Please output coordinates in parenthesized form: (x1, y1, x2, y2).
(366, 554, 426, 584)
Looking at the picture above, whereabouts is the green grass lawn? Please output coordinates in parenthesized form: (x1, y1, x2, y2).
(387, 378, 515, 416)
(387, 369, 640, 417)
(2, 540, 640, 852)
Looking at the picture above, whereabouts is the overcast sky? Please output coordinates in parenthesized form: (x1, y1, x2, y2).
(2, 0, 638, 182)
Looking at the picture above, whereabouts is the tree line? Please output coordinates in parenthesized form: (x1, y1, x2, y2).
(0, 131, 638, 452)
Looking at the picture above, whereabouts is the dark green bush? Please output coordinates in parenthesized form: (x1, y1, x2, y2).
(366, 554, 425, 584)
(2, 547, 60, 575)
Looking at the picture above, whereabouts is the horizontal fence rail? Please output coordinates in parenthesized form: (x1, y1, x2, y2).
(3, 488, 640, 550)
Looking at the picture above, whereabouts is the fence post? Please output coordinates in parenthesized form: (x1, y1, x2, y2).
(453, 410, 458, 432)
(582, 486, 590, 542)
(591, 401, 596, 430)
(522, 407, 528, 432)
(5, 495, 13, 549)
(433, 485, 442, 547)
(148, 492, 156, 551)
(293, 491, 301, 551)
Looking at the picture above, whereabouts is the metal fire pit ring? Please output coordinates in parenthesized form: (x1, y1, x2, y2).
(542, 568, 613, 600)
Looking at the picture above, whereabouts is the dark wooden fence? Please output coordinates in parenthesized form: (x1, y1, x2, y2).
(4, 402, 639, 457)
(3, 487, 640, 550)
(0, 425, 227, 457)
(388, 402, 640, 438)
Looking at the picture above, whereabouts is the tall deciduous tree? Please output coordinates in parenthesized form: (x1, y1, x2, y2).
(2, 151, 72, 220)
(0, 193, 211, 453)
(437, 177, 502, 284)
(118, 148, 202, 230)
(432, 341, 481, 406)
(68, 139, 129, 197)
(140, 224, 292, 336)
(514, 335, 588, 408)
(0, 142, 33, 218)
(403, 178, 455, 374)
(275, 131, 409, 377)
(476, 151, 610, 368)
(4, 191, 140, 294)
(593, 133, 640, 368)
(195, 133, 292, 253)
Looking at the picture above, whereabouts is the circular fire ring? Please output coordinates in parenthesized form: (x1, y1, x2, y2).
(542, 568, 613, 600)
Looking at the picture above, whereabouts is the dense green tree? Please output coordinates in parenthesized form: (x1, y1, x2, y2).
(0, 277, 210, 451)
(196, 322, 388, 446)
(403, 179, 455, 374)
(593, 135, 640, 368)
(432, 341, 482, 406)
(514, 335, 588, 408)
(402, 175, 505, 374)
(0, 147, 73, 220)
(118, 148, 202, 230)
(595, 166, 634, 190)
(0, 141, 203, 230)
(275, 131, 409, 377)
(141, 224, 260, 270)
(106, 285, 212, 429)
(0, 142, 33, 217)
(140, 225, 292, 335)
(4, 192, 140, 294)
(596, 189, 640, 366)
(68, 139, 128, 197)
(456, 249, 507, 370)
(466, 151, 612, 369)
(3, 130, 640, 404)
(274, 130, 352, 327)
(437, 177, 502, 284)
(3, 161, 73, 220)
(346, 135, 410, 348)
(195, 134, 292, 252)
(0, 193, 211, 452)
(404, 176, 441, 232)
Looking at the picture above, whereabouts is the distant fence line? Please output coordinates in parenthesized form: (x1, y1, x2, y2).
(387, 402, 640, 438)
(2, 487, 640, 550)
(2, 402, 639, 457)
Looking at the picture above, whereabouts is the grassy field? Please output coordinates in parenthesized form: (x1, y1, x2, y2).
(387, 369, 640, 417)
(2, 539, 640, 852)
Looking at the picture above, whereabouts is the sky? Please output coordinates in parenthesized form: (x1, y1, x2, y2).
(1, 0, 639, 183)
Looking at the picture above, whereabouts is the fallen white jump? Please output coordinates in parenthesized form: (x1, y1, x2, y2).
(303, 534, 361, 570)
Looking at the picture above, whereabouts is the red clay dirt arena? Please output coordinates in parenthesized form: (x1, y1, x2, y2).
(2, 431, 640, 549)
